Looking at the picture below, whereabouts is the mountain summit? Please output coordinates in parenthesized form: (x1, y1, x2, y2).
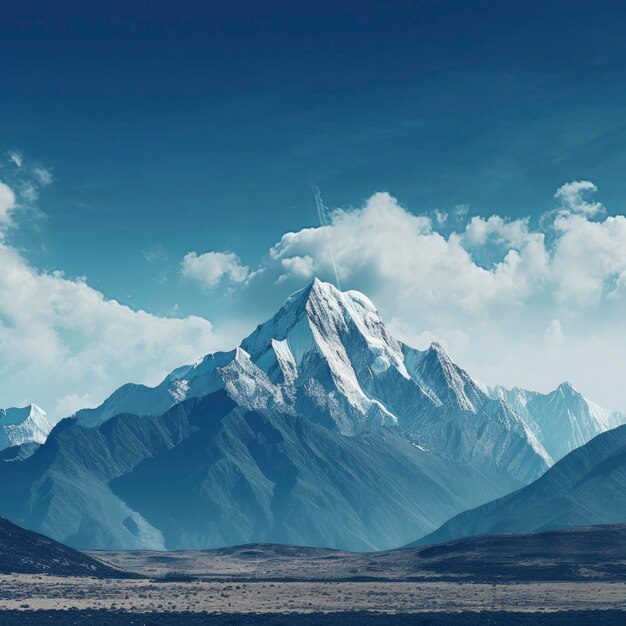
(0, 404, 51, 452)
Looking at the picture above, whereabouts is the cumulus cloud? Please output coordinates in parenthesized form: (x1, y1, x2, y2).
(555, 180, 604, 216)
(277, 255, 315, 283)
(267, 192, 547, 316)
(0, 180, 16, 226)
(0, 240, 218, 419)
(245, 187, 624, 321)
(545, 319, 566, 348)
(551, 213, 626, 305)
(463, 215, 530, 248)
(181, 250, 250, 288)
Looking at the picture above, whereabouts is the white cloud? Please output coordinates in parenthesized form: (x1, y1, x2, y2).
(463, 215, 530, 248)
(8, 150, 22, 168)
(551, 213, 626, 305)
(0, 180, 16, 227)
(277, 255, 315, 283)
(545, 319, 566, 349)
(0, 177, 219, 419)
(267, 192, 546, 317)
(181, 251, 250, 288)
(32, 165, 53, 186)
(555, 180, 604, 216)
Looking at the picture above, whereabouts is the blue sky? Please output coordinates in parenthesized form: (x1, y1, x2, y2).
(3, 1, 626, 416)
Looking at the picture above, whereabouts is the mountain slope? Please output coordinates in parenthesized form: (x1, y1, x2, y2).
(0, 404, 51, 451)
(0, 515, 127, 577)
(414, 424, 626, 546)
(71, 279, 550, 485)
(0, 390, 516, 552)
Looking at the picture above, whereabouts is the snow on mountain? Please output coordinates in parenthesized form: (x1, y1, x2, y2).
(492, 383, 626, 463)
(413, 424, 626, 546)
(74, 347, 282, 427)
(404, 342, 482, 412)
(72, 278, 550, 484)
(0, 404, 51, 451)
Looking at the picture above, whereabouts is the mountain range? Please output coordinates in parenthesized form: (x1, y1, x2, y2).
(0, 279, 624, 551)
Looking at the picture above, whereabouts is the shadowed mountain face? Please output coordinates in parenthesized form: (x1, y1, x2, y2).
(0, 515, 126, 577)
(0, 391, 514, 551)
(415, 425, 626, 546)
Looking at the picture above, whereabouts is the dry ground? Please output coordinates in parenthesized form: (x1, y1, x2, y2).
(0, 574, 625, 614)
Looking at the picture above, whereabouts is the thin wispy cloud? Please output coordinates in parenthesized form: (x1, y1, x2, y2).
(142, 243, 168, 263)
(8, 150, 23, 168)
(32, 165, 54, 186)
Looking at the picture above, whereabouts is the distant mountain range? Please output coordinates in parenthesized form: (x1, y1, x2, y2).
(491, 383, 625, 462)
(1, 279, 624, 551)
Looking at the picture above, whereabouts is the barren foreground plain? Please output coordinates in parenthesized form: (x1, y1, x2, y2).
(1, 525, 626, 624)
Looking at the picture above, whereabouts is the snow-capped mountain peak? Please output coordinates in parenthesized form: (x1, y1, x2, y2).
(0, 404, 52, 451)
(556, 381, 577, 396)
(242, 278, 408, 377)
(239, 278, 411, 431)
